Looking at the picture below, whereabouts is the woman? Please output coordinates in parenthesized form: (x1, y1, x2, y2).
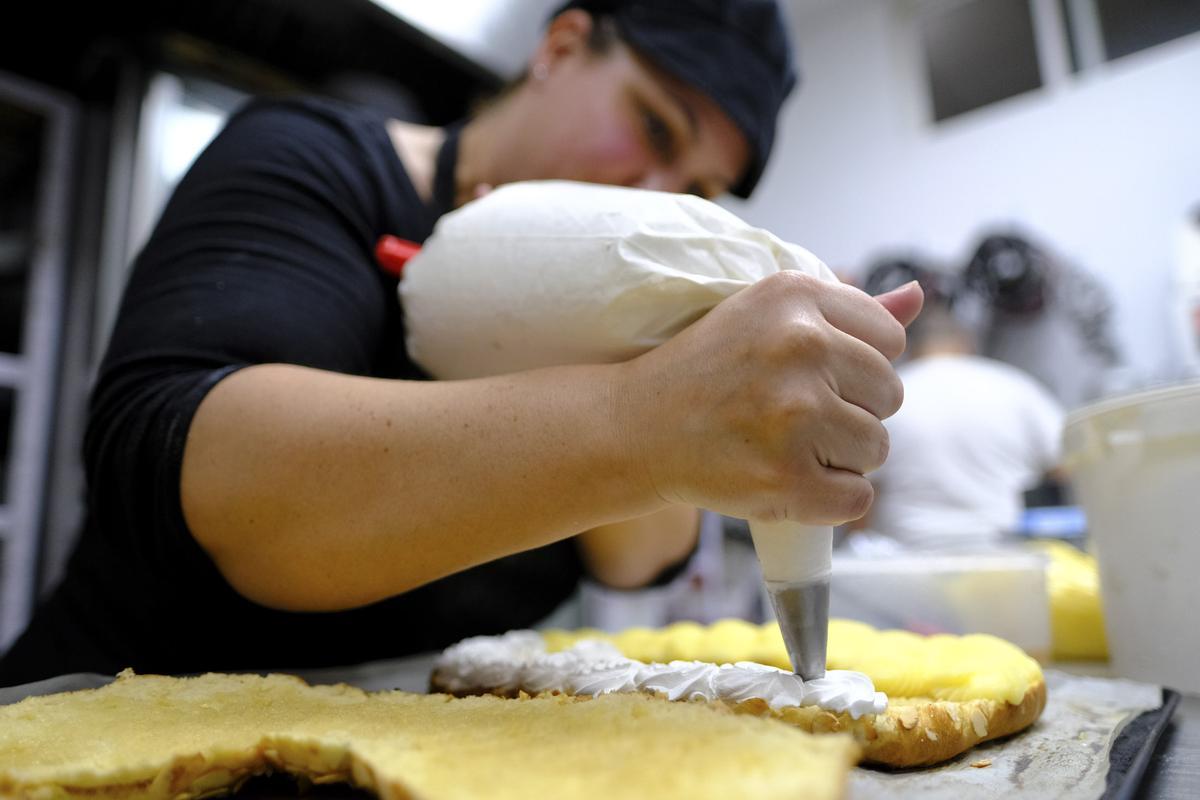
(0, 0, 921, 685)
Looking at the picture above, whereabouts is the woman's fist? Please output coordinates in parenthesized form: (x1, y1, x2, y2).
(614, 273, 923, 524)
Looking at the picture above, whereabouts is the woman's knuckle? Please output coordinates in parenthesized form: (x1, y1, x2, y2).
(883, 373, 904, 418)
(874, 426, 891, 470)
(772, 269, 816, 294)
(787, 321, 831, 363)
(883, 318, 907, 360)
(844, 480, 874, 519)
(768, 312, 809, 346)
(776, 390, 813, 424)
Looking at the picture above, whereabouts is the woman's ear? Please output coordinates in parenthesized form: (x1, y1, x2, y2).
(527, 9, 596, 80)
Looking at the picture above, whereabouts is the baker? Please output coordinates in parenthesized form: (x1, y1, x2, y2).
(0, 0, 921, 685)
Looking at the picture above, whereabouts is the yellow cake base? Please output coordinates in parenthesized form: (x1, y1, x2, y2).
(0, 670, 859, 800)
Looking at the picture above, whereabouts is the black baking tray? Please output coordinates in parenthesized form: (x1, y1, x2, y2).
(1102, 687, 1182, 800)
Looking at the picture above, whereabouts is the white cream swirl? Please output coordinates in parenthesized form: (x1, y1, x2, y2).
(804, 671, 889, 719)
(638, 661, 720, 701)
(713, 662, 807, 710)
(521, 649, 587, 694)
(435, 630, 543, 692)
(566, 659, 644, 696)
(434, 631, 888, 719)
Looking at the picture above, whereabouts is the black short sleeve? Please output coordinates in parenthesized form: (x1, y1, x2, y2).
(0, 97, 608, 684)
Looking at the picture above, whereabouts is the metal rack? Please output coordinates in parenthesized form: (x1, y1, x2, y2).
(0, 73, 76, 650)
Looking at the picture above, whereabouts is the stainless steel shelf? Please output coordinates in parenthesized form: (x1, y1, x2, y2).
(0, 354, 24, 387)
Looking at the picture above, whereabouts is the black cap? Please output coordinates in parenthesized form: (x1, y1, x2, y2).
(551, 0, 797, 198)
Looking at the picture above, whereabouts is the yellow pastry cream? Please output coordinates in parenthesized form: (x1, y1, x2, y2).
(542, 618, 1043, 707)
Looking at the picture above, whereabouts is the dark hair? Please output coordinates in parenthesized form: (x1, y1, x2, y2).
(584, 13, 622, 53)
(862, 257, 960, 307)
(862, 258, 924, 298)
(964, 234, 1049, 315)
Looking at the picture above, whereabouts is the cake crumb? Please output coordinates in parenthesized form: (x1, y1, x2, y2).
(970, 759, 993, 769)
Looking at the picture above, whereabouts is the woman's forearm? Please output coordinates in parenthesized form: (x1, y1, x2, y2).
(181, 363, 664, 612)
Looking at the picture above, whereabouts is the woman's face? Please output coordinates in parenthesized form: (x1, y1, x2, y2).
(511, 14, 751, 199)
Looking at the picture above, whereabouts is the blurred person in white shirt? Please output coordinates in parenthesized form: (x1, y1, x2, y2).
(858, 287, 1065, 551)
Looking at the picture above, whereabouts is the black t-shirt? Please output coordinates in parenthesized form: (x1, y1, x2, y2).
(0, 96, 604, 686)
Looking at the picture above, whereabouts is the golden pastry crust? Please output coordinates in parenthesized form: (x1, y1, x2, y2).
(736, 679, 1047, 767)
(0, 670, 858, 800)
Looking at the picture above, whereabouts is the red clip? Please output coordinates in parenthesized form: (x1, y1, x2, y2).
(374, 235, 422, 278)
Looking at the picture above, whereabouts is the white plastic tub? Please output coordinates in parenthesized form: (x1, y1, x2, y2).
(1064, 381, 1200, 692)
(825, 550, 1051, 659)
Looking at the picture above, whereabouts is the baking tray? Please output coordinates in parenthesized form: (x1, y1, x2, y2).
(1103, 687, 1182, 800)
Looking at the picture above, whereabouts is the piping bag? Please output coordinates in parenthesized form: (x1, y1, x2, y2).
(388, 180, 838, 679)
(749, 522, 830, 679)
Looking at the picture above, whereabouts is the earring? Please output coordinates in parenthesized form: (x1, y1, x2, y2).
(532, 62, 549, 81)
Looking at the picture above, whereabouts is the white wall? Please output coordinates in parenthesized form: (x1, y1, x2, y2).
(730, 0, 1200, 389)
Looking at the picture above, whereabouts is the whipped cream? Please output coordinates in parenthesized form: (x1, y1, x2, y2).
(435, 631, 887, 719)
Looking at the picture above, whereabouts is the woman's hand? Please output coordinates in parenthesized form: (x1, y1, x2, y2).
(614, 274, 923, 525)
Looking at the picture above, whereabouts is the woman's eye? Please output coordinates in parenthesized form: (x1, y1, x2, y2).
(641, 109, 677, 161)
